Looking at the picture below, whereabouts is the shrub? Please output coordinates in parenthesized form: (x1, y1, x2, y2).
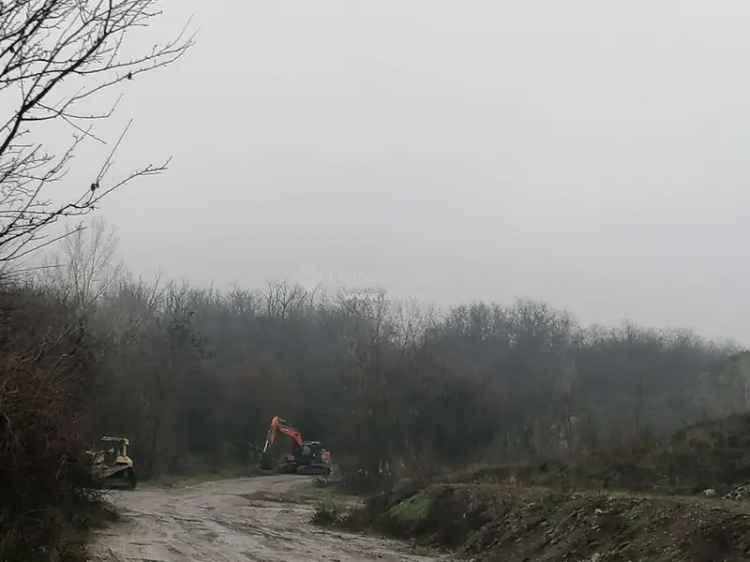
(311, 497, 343, 526)
(0, 287, 97, 558)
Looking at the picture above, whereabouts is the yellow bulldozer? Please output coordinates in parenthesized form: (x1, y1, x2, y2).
(87, 436, 137, 489)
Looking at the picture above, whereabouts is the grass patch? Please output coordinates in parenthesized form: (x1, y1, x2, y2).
(311, 497, 344, 526)
(386, 493, 433, 524)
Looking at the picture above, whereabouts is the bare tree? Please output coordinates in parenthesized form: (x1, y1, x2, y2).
(0, 0, 193, 266)
(263, 281, 311, 320)
(45, 216, 122, 313)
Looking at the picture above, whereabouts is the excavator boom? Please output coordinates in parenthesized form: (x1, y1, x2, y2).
(263, 416, 303, 452)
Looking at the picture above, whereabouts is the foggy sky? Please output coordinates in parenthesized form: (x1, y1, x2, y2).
(87, 1, 750, 344)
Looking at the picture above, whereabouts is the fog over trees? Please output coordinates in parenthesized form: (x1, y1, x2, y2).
(12, 220, 744, 483)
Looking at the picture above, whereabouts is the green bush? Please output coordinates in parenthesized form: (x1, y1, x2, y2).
(311, 498, 343, 526)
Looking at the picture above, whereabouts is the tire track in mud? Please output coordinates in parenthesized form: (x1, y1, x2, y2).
(88, 475, 446, 562)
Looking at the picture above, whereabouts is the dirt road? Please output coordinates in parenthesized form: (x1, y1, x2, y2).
(88, 475, 445, 562)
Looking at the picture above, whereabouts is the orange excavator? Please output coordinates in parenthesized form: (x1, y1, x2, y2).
(260, 416, 332, 475)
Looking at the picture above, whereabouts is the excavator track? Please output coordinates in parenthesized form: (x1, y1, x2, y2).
(297, 464, 331, 476)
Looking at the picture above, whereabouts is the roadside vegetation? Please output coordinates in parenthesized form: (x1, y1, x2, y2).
(333, 480, 750, 562)
(317, 412, 750, 561)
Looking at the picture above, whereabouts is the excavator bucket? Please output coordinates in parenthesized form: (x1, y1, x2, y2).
(259, 451, 274, 470)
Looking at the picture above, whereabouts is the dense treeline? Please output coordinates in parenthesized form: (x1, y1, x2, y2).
(22, 223, 745, 484)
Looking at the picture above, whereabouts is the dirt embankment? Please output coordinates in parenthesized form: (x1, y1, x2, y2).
(362, 483, 750, 562)
(88, 475, 446, 562)
(327, 414, 750, 561)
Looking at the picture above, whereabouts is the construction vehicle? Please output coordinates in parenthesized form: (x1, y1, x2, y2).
(87, 436, 137, 489)
(260, 416, 332, 475)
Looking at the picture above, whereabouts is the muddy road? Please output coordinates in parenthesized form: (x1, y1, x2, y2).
(89, 475, 445, 562)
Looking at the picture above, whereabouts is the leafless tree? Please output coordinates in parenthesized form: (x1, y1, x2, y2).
(44, 216, 122, 313)
(0, 0, 193, 266)
(263, 281, 312, 320)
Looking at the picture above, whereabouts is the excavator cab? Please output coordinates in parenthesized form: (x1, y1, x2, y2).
(282, 440, 331, 475)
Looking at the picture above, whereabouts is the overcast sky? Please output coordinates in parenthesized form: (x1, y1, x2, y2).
(85, 1, 750, 343)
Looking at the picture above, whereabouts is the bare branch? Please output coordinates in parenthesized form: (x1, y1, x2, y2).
(0, 1, 193, 265)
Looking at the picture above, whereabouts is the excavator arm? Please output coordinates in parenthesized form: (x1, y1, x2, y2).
(262, 416, 303, 453)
